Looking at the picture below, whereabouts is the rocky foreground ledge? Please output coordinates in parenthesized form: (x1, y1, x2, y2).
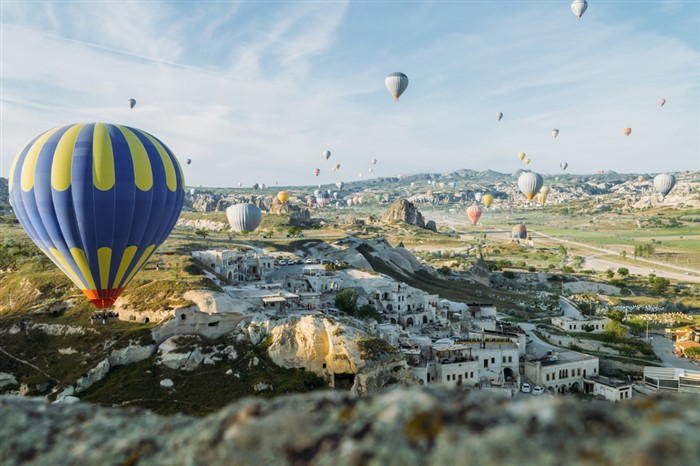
(2, 389, 698, 466)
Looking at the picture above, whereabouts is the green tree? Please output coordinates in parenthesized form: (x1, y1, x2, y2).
(287, 226, 302, 236)
(335, 289, 359, 314)
(606, 270, 615, 279)
(620, 250, 627, 259)
(685, 347, 700, 360)
(650, 277, 670, 294)
(195, 229, 209, 240)
(607, 309, 625, 322)
(626, 318, 646, 337)
(605, 320, 626, 340)
(617, 267, 629, 277)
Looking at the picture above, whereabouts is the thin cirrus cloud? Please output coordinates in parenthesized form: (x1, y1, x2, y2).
(1, 1, 698, 188)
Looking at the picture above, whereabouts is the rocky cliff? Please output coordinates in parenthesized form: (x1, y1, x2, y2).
(245, 315, 415, 394)
(2, 389, 698, 466)
(381, 199, 437, 232)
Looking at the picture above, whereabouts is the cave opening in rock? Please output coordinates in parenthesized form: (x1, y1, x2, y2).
(333, 373, 355, 390)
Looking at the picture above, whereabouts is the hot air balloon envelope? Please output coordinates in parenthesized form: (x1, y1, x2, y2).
(466, 205, 482, 225)
(227, 204, 262, 232)
(128, 99, 136, 109)
(8, 123, 185, 309)
(653, 174, 676, 197)
(571, 0, 588, 19)
(518, 172, 544, 202)
(385, 72, 409, 101)
(482, 194, 494, 208)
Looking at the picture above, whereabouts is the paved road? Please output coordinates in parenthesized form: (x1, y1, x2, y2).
(559, 297, 583, 320)
(518, 323, 558, 358)
(649, 335, 699, 371)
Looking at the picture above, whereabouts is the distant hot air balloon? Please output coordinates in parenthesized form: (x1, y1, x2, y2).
(336, 181, 344, 190)
(658, 98, 666, 107)
(375, 194, 383, 202)
(353, 195, 360, 206)
(624, 128, 632, 137)
(524, 158, 531, 165)
(316, 191, 331, 208)
(323, 150, 331, 160)
(571, 0, 588, 20)
(518, 172, 544, 202)
(261, 183, 266, 190)
(358, 173, 363, 178)
(552, 129, 559, 138)
(518, 152, 526, 161)
(333, 192, 339, 199)
(385, 72, 409, 101)
(482, 194, 494, 208)
(512, 224, 528, 240)
(371, 159, 377, 165)
(637, 176, 645, 183)
(466, 205, 483, 225)
(358, 196, 364, 205)
(475, 192, 483, 202)
(238, 182, 243, 187)
(653, 174, 676, 197)
(227, 204, 262, 232)
(335, 163, 341, 171)
(277, 191, 290, 204)
(346, 199, 353, 207)
(497, 112, 503, 122)
(427, 190, 433, 197)
(560, 162, 568, 170)
(369, 168, 374, 174)
(128, 98, 136, 109)
(307, 196, 315, 207)
(252, 183, 260, 190)
(538, 186, 551, 206)
(313, 168, 320, 177)
(8, 123, 185, 309)
(186, 158, 192, 165)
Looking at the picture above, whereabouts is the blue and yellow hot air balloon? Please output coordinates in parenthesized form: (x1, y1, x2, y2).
(8, 123, 185, 309)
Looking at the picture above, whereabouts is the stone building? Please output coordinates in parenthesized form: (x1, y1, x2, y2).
(192, 249, 275, 282)
(525, 351, 600, 394)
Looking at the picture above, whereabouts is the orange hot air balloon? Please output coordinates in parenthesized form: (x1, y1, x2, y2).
(637, 176, 644, 183)
(466, 205, 482, 225)
(623, 128, 632, 137)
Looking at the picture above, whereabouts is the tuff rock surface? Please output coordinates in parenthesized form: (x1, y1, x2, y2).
(2, 389, 698, 466)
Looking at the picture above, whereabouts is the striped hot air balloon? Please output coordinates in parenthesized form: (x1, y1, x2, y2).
(653, 174, 676, 197)
(226, 204, 262, 232)
(518, 172, 544, 202)
(466, 205, 482, 225)
(8, 123, 185, 309)
(385, 72, 409, 101)
(512, 224, 528, 240)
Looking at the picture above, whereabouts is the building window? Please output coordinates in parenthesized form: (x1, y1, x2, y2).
(546, 374, 550, 381)
(508, 356, 512, 363)
(491, 358, 495, 364)
(502, 356, 506, 363)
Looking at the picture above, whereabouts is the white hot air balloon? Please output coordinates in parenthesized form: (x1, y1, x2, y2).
(560, 162, 568, 170)
(552, 129, 559, 138)
(226, 204, 262, 232)
(518, 172, 544, 202)
(571, 0, 588, 20)
(323, 150, 331, 160)
(497, 112, 503, 122)
(385, 72, 409, 101)
(336, 181, 344, 190)
(653, 174, 676, 197)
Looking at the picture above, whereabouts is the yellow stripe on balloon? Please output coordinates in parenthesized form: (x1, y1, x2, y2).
(21, 127, 61, 192)
(52, 123, 85, 192)
(7, 143, 27, 192)
(141, 131, 177, 192)
(92, 123, 116, 191)
(48, 247, 87, 290)
(97, 247, 112, 290)
(122, 244, 155, 287)
(114, 246, 138, 289)
(117, 126, 153, 191)
(70, 248, 96, 291)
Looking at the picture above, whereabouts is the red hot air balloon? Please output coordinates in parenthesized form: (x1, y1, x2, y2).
(313, 168, 320, 177)
(466, 205, 483, 225)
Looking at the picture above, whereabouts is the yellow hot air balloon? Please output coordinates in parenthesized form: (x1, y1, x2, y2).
(518, 152, 526, 161)
(538, 186, 550, 206)
(524, 158, 531, 165)
(482, 194, 494, 208)
(637, 176, 644, 183)
(277, 191, 290, 204)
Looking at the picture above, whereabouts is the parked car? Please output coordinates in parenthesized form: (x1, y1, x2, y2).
(532, 386, 545, 396)
(278, 260, 287, 265)
(305, 259, 313, 264)
(521, 383, 531, 393)
(321, 259, 331, 265)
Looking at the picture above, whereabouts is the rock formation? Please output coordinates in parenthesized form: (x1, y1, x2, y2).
(2, 390, 698, 466)
(381, 199, 437, 232)
(245, 315, 415, 394)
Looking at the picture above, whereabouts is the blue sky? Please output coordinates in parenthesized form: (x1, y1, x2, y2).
(1, 1, 698, 187)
